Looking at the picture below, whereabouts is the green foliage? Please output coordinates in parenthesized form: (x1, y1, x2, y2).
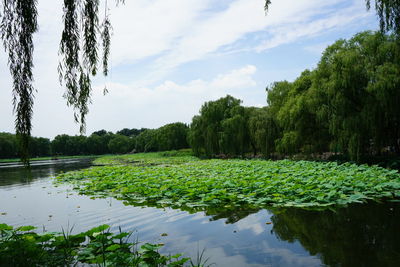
(262, 31, 400, 161)
(134, 123, 189, 153)
(51, 134, 88, 156)
(315, 31, 400, 160)
(1, 0, 38, 165)
(57, 152, 400, 210)
(0, 133, 19, 159)
(108, 135, 133, 154)
(247, 107, 279, 157)
(365, 0, 400, 34)
(189, 95, 249, 157)
(116, 128, 146, 137)
(156, 123, 189, 152)
(135, 129, 158, 153)
(0, 132, 52, 159)
(0, 223, 189, 267)
(268, 70, 330, 155)
(1, 123, 189, 159)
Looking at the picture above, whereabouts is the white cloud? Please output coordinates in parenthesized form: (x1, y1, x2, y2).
(109, 0, 212, 65)
(108, 0, 373, 82)
(255, 2, 369, 52)
(85, 65, 258, 134)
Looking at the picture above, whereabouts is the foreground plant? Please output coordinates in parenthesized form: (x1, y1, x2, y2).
(57, 153, 400, 210)
(0, 223, 189, 267)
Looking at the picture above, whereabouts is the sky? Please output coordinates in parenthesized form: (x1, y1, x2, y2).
(0, 0, 379, 139)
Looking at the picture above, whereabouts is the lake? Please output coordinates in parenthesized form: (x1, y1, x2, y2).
(0, 159, 399, 266)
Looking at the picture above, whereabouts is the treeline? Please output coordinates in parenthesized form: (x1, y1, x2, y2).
(189, 31, 400, 161)
(0, 123, 189, 159)
(2, 31, 399, 162)
(0, 133, 52, 159)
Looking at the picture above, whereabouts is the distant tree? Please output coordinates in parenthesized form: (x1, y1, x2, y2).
(51, 134, 88, 155)
(116, 128, 144, 137)
(30, 137, 51, 157)
(156, 123, 189, 151)
(189, 95, 244, 157)
(91, 129, 111, 136)
(135, 129, 158, 152)
(220, 105, 248, 157)
(247, 107, 279, 157)
(0, 133, 18, 159)
(108, 134, 132, 154)
(51, 135, 70, 156)
(86, 134, 103, 154)
(87, 131, 114, 154)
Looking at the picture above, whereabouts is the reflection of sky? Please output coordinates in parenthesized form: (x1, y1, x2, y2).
(0, 163, 321, 266)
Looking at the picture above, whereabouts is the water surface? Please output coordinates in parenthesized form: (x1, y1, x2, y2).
(0, 159, 399, 266)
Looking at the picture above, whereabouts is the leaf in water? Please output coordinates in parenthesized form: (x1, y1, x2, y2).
(16, 225, 36, 232)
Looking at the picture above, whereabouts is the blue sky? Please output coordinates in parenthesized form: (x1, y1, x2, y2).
(0, 0, 378, 138)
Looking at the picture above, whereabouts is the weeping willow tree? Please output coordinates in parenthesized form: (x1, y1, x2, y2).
(0, 0, 123, 164)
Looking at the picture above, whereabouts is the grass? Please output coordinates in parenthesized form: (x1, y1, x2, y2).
(0, 223, 193, 267)
(56, 151, 400, 210)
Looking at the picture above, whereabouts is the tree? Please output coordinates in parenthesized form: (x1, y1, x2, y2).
(156, 123, 189, 151)
(30, 137, 51, 157)
(135, 129, 158, 153)
(0, 133, 18, 159)
(273, 70, 330, 154)
(188, 95, 243, 157)
(108, 134, 132, 154)
(247, 107, 279, 157)
(315, 31, 400, 160)
(117, 128, 143, 137)
(220, 106, 248, 157)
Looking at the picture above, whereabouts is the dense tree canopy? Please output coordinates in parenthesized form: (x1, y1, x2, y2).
(189, 31, 400, 162)
(0, 122, 189, 158)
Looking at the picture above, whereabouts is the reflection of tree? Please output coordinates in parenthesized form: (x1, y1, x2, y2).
(0, 160, 93, 186)
(270, 203, 400, 266)
(204, 205, 260, 224)
(122, 198, 260, 224)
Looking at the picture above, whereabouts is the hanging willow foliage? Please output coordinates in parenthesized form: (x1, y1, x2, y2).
(1, 0, 38, 164)
(58, 0, 123, 134)
(366, 0, 400, 34)
(0, 0, 121, 165)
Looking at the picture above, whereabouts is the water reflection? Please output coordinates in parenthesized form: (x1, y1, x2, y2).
(1, 160, 400, 266)
(120, 199, 261, 224)
(270, 203, 400, 266)
(0, 159, 93, 187)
